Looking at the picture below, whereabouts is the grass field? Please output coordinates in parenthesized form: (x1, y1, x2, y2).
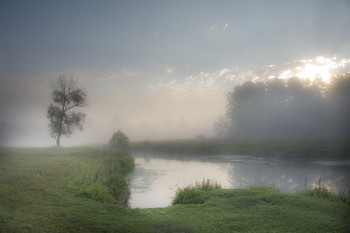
(1, 147, 349, 232)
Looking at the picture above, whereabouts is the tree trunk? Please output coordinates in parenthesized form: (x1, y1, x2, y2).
(56, 134, 61, 147)
(57, 94, 65, 148)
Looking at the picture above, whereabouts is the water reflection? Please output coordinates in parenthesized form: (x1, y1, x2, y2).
(127, 154, 350, 208)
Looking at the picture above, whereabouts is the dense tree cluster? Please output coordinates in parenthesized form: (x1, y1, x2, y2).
(217, 73, 350, 139)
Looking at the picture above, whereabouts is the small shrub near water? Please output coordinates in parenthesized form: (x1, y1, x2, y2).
(173, 187, 205, 204)
(172, 179, 221, 205)
(109, 130, 130, 150)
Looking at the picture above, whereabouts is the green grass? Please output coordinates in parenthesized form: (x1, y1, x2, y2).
(1, 147, 350, 232)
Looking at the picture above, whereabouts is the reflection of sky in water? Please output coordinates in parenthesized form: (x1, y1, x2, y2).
(127, 154, 350, 208)
(127, 157, 231, 208)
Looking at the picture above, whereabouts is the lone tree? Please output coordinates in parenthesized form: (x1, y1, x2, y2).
(47, 76, 87, 147)
(109, 130, 129, 150)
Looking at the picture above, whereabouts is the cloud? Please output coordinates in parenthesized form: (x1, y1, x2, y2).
(150, 56, 350, 97)
(149, 67, 239, 97)
(208, 24, 217, 32)
(166, 66, 174, 73)
(208, 23, 228, 32)
(271, 56, 350, 82)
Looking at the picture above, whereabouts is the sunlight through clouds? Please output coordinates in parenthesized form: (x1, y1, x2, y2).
(150, 56, 350, 96)
(281, 56, 350, 83)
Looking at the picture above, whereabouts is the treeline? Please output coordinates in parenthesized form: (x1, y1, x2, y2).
(131, 139, 350, 159)
(216, 73, 350, 139)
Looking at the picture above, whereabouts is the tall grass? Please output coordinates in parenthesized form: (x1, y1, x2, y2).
(172, 179, 221, 205)
(69, 150, 134, 204)
(299, 177, 350, 204)
(0, 147, 135, 205)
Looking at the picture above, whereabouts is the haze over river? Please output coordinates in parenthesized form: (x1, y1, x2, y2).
(127, 153, 350, 208)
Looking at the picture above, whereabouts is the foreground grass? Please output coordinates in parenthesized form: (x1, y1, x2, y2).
(1, 147, 349, 232)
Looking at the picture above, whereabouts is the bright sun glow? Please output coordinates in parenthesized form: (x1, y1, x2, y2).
(279, 56, 350, 83)
(295, 63, 332, 83)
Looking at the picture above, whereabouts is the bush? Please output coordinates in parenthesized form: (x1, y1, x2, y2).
(172, 187, 205, 204)
(109, 130, 129, 150)
(172, 179, 221, 205)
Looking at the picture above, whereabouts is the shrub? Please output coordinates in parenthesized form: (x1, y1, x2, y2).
(109, 130, 129, 150)
(172, 187, 205, 205)
(172, 179, 221, 205)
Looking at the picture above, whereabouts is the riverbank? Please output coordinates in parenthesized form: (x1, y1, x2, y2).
(131, 139, 350, 159)
(1, 147, 349, 232)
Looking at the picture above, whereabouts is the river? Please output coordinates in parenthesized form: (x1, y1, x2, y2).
(127, 153, 350, 208)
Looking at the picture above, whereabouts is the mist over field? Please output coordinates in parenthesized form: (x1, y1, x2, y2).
(1, 59, 350, 147)
(2, 2, 350, 232)
(1, 1, 350, 146)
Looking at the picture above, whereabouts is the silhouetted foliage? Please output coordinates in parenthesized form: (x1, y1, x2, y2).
(218, 73, 350, 139)
(47, 76, 87, 147)
(109, 130, 129, 150)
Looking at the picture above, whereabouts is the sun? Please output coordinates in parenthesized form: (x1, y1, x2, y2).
(295, 63, 332, 83)
(278, 56, 348, 83)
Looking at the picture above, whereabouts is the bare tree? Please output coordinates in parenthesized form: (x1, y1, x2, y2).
(47, 76, 87, 147)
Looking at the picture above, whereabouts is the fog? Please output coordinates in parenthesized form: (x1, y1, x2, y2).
(0, 75, 226, 146)
(1, 57, 350, 147)
(219, 73, 350, 139)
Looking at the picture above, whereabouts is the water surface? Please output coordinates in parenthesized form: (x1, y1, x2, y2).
(127, 154, 350, 208)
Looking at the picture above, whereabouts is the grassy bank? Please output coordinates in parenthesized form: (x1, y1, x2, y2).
(0, 147, 137, 232)
(1, 147, 349, 232)
(131, 139, 350, 159)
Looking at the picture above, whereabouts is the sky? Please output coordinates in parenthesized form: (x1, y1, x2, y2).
(1, 0, 350, 146)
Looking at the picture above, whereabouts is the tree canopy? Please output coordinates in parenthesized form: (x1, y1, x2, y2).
(47, 76, 87, 147)
(109, 130, 130, 150)
(218, 73, 350, 139)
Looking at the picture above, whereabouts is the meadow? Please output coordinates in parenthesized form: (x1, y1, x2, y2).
(1, 146, 349, 232)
